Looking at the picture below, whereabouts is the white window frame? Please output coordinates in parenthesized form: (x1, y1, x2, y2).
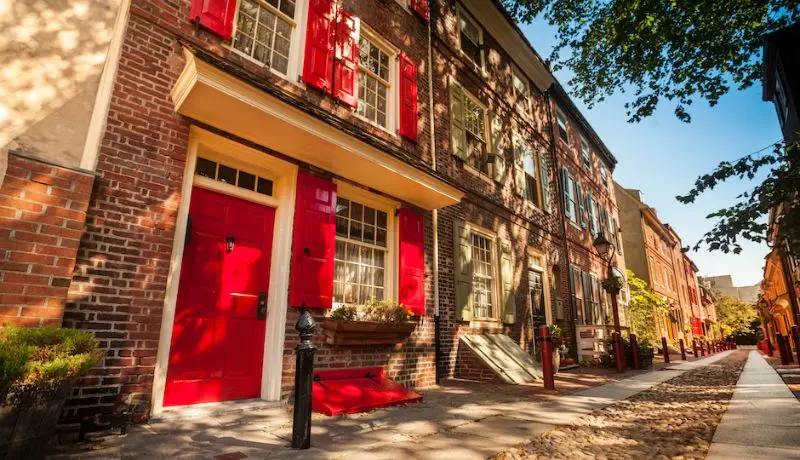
(455, 82, 491, 178)
(466, 223, 499, 321)
(556, 109, 569, 145)
(565, 170, 578, 224)
(512, 66, 531, 118)
(513, 131, 542, 207)
(456, 6, 485, 71)
(355, 26, 399, 135)
(600, 164, 608, 189)
(580, 135, 592, 169)
(230, 0, 307, 83)
(332, 181, 399, 307)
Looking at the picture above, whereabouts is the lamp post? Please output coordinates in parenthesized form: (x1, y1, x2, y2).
(593, 233, 624, 372)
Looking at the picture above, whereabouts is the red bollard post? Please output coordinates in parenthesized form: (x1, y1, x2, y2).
(692, 339, 699, 358)
(539, 325, 555, 390)
(701, 341, 706, 356)
(679, 338, 687, 361)
(630, 333, 641, 370)
(661, 337, 670, 364)
(613, 332, 625, 373)
(777, 334, 789, 365)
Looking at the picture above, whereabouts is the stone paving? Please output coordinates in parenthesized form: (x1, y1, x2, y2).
(47, 351, 733, 459)
(493, 351, 744, 460)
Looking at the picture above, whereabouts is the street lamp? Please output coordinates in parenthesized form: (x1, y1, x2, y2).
(593, 233, 625, 372)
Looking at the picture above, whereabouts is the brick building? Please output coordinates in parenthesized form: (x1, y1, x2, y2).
(1, 0, 627, 422)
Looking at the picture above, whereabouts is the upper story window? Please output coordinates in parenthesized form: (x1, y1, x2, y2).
(775, 70, 789, 125)
(556, 109, 569, 144)
(512, 67, 531, 116)
(232, 0, 296, 75)
(458, 7, 484, 69)
(513, 133, 542, 205)
(357, 32, 394, 130)
(464, 95, 488, 171)
(334, 197, 391, 305)
(600, 164, 608, 188)
(580, 135, 592, 169)
(563, 169, 578, 223)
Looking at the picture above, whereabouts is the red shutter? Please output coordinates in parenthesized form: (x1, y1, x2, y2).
(410, 0, 430, 22)
(398, 208, 426, 316)
(332, 8, 359, 107)
(289, 172, 337, 309)
(189, 0, 237, 40)
(302, 0, 336, 93)
(399, 52, 419, 142)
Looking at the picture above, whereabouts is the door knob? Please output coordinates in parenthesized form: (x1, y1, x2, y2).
(226, 235, 235, 253)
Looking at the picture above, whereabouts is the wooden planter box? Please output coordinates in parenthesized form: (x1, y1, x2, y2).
(323, 319, 416, 346)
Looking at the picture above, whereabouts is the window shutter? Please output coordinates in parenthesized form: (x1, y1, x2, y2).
(489, 113, 505, 182)
(453, 220, 473, 321)
(587, 195, 596, 235)
(302, 0, 336, 93)
(582, 271, 593, 323)
(332, 8, 359, 107)
(538, 154, 550, 211)
(289, 172, 337, 309)
(576, 182, 586, 229)
(399, 52, 419, 142)
(560, 168, 570, 218)
(512, 134, 526, 196)
(189, 0, 237, 40)
(449, 82, 467, 160)
(599, 207, 607, 238)
(410, 0, 430, 22)
(399, 208, 426, 316)
(497, 238, 516, 324)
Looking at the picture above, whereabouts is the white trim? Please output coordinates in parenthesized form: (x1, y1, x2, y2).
(464, 222, 500, 322)
(172, 49, 462, 210)
(80, 0, 131, 171)
(151, 126, 297, 415)
(527, 247, 552, 325)
(355, 26, 399, 135)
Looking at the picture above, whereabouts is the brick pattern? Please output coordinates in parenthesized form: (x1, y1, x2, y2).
(0, 153, 94, 327)
(454, 343, 503, 383)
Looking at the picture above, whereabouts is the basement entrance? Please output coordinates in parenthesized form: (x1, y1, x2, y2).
(459, 334, 543, 384)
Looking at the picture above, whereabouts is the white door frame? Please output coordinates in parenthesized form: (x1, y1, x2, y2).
(151, 126, 297, 415)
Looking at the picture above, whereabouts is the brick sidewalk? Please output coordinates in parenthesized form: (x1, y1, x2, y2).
(47, 353, 720, 459)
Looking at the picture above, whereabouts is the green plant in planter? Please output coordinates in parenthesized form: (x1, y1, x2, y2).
(328, 305, 358, 321)
(0, 326, 102, 404)
(601, 275, 624, 295)
(327, 299, 411, 324)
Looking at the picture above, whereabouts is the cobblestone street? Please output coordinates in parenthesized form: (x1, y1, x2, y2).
(494, 352, 747, 460)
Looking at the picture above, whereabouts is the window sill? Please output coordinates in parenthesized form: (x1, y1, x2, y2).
(463, 163, 494, 186)
(470, 318, 503, 329)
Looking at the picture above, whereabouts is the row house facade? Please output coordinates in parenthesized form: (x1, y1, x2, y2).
(615, 185, 713, 344)
(759, 22, 800, 351)
(0, 0, 627, 422)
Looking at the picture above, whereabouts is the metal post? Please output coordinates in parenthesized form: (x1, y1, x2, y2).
(630, 333, 640, 370)
(766, 337, 774, 357)
(539, 325, 555, 390)
(692, 338, 698, 358)
(679, 338, 687, 361)
(291, 309, 317, 449)
(661, 337, 670, 364)
(612, 331, 625, 373)
(701, 340, 706, 356)
(792, 325, 800, 365)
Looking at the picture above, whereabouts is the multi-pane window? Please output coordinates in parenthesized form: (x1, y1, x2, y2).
(570, 266, 584, 324)
(233, 0, 295, 75)
(556, 110, 569, 144)
(580, 135, 592, 169)
(514, 135, 539, 204)
(600, 164, 608, 189)
(195, 156, 274, 196)
(464, 95, 489, 173)
(458, 9, 483, 67)
(564, 171, 577, 223)
(512, 68, 531, 115)
(471, 232, 494, 318)
(357, 36, 391, 129)
(333, 198, 389, 305)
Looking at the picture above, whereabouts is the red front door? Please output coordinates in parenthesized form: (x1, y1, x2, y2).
(164, 187, 275, 407)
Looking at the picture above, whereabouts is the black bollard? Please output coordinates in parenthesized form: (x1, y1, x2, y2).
(661, 337, 670, 364)
(292, 309, 317, 449)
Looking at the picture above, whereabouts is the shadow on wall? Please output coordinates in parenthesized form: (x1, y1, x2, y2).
(0, 0, 121, 167)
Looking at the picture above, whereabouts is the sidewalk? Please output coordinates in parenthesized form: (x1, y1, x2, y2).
(707, 350, 800, 459)
(50, 352, 732, 459)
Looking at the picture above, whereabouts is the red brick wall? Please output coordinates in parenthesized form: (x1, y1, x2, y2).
(454, 342, 503, 383)
(0, 152, 94, 327)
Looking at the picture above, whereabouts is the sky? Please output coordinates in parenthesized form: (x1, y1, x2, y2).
(519, 20, 783, 286)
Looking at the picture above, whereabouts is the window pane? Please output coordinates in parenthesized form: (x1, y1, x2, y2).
(333, 201, 389, 305)
(257, 177, 273, 196)
(238, 171, 256, 191)
(233, 0, 294, 74)
(218, 164, 237, 184)
(196, 157, 216, 178)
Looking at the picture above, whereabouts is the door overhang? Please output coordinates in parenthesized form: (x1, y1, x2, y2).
(171, 49, 463, 210)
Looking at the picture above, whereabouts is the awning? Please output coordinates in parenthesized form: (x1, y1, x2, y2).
(171, 49, 463, 210)
(311, 367, 422, 416)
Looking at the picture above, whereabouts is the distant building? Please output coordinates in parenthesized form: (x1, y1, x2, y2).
(700, 275, 760, 304)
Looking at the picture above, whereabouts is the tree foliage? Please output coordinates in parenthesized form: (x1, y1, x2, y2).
(503, 0, 800, 122)
(626, 269, 669, 345)
(714, 295, 758, 338)
(676, 140, 800, 256)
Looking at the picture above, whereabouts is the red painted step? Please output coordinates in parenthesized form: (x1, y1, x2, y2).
(311, 367, 423, 416)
